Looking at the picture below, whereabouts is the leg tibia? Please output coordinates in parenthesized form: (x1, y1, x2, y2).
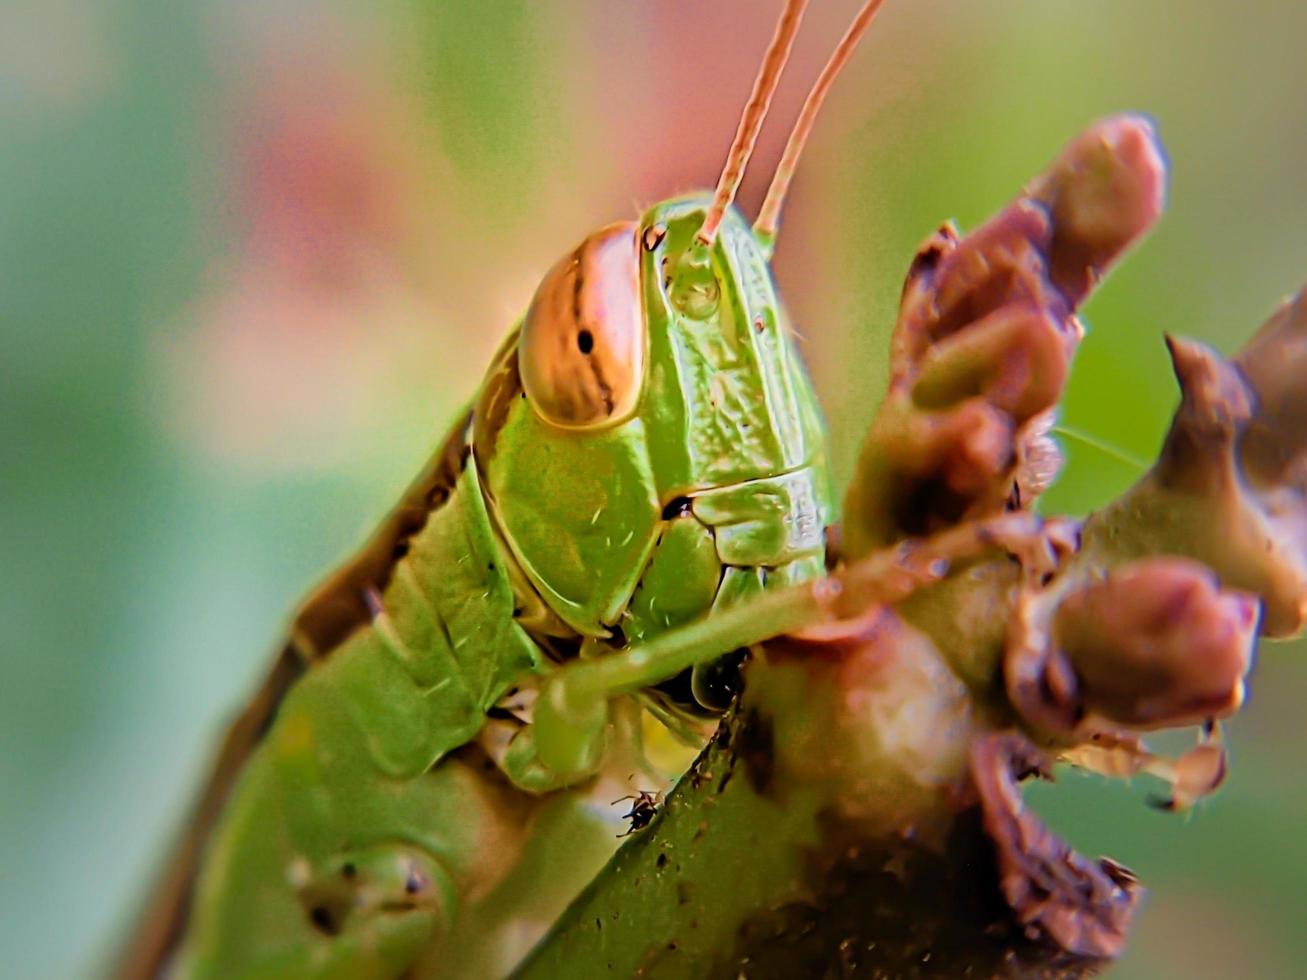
(532, 514, 1067, 777)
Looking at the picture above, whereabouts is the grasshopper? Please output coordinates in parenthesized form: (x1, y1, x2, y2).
(119, 2, 896, 976)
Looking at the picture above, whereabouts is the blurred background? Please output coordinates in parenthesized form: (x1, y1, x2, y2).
(4, 0, 1305, 975)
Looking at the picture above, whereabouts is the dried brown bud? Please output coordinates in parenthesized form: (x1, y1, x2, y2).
(1053, 559, 1257, 728)
(843, 116, 1167, 558)
(1023, 114, 1168, 306)
(1007, 558, 1257, 735)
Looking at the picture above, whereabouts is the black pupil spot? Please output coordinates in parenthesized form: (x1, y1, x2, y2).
(577, 329, 594, 354)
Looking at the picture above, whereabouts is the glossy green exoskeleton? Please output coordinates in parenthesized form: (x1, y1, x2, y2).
(119, 2, 890, 976)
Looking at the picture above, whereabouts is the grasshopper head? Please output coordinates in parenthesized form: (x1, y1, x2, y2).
(472, 198, 831, 643)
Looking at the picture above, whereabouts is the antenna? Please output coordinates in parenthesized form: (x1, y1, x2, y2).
(754, 0, 887, 246)
(696, 0, 810, 248)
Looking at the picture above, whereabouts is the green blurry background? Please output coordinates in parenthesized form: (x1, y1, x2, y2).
(4, 1, 1305, 976)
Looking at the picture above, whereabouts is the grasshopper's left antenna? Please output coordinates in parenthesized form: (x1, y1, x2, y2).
(697, 0, 810, 248)
(754, 0, 887, 248)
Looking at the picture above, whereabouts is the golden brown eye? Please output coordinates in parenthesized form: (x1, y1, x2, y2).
(519, 221, 645, 429)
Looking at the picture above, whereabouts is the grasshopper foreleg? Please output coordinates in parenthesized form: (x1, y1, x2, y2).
(532, 513, 1070, 780)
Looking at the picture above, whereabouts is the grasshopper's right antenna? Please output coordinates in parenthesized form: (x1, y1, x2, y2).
(696, 0, 810, 248)
(754, 0, 888, 249)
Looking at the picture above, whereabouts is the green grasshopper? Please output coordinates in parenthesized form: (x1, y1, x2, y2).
(119, 2, 895, 976)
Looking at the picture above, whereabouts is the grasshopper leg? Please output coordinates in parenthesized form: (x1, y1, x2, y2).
(533, 513, 1066, 780)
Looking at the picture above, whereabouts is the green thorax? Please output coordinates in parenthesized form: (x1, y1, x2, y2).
(476, 198, 833, 638)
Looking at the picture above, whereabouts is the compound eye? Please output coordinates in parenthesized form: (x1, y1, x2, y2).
(519, 222, 645, 429)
